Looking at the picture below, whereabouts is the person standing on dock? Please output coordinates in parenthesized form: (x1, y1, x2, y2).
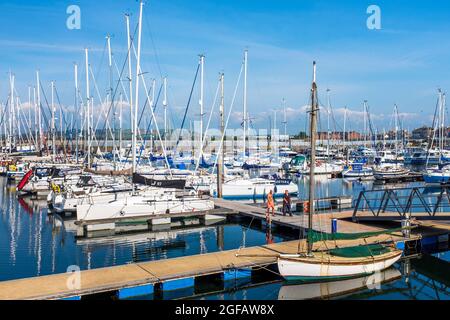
(282, 190, 292, 216)
(266, 190, 276, 222)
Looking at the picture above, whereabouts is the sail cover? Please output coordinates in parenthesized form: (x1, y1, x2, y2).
(329, 244, 391, 258)
(307, 226, 413, 244)
(132, 173, 186, 190)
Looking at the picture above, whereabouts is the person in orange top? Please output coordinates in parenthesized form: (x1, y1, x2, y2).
(266, 190, 276, 221)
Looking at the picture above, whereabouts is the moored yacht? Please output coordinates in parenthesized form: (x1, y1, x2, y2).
(373, 163, 410, 180)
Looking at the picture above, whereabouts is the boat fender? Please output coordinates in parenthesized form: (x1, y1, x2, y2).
(17, 170, 33, 191)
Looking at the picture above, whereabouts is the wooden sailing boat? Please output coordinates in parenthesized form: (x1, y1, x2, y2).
(277, 62, 403, 282)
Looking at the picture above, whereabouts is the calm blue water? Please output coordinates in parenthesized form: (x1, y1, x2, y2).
(0, 176, 449, 300)
(0, 178, 292, 282)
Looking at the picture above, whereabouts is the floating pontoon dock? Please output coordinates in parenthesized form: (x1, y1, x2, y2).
(0, 202, 424, 300)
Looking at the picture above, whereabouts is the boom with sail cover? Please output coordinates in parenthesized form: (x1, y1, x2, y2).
(132, 173, 186, 189)
(307, 226, 416, 244)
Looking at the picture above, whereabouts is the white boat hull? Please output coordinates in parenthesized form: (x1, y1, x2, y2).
(277, 251, 402, 281)
(76, 196, 215, 221)
(211, 179, 298, 200)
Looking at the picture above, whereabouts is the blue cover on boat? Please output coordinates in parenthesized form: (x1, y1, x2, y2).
(351, 163, 363, 171)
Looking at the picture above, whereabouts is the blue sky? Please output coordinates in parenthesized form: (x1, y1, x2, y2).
(1, 0, 450, 134)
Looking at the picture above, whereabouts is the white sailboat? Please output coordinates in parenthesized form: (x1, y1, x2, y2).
(276, 62, 403, 282)
(373, 105, 410, 180)
(424, 90, 450, 184)
(76, 187, 214, 222)
(210, 176, 298, 200)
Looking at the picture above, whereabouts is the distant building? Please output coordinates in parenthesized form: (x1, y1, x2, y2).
(316, 131, 361, 141)
(412, 127, 433, 140)
(377, 129, 409, 140)
(346, 131, 361, 141)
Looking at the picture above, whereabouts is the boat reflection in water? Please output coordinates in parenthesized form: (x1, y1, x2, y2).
(278, 268, 401, 300)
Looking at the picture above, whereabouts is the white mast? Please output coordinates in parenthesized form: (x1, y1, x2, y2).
(12, 74, 16, 151)
(438, 90, 441, 152)
(74, 63, 79, 163)
(59, 86, 63, 151)
(363, 100, 367, 147)
(199, 55, 205, 153)
(132, 0, 144, 175)
(119, 93, 123, 155)
(394, 104, 398, 159)
(243, 49, 248, 159)
(36, 71, 42, 153)
(51, 81, 56, 161)
(273, 110, 278, 161)
(282, 98, 287, 138)
(440, 90, 445, 152)
(326, 88, 331, 158)
(149, 78, 156, 153)
(16, 96, 21, 150)
(443, 93, 447, 152)
(85, 48, 91, 167)
(33, 86, 38, 151)
(163, 77, 168, 151)
(217, 72, 225, 198)
(343, 106, 347, 158)
(28, 86, 32, 144)
(107, 35, 115, 166)
(126, 13, 134, 164)
(10, 73, 15, 153)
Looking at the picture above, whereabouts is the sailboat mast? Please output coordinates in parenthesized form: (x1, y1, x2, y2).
(85, 48, 91, 167)
(199, 55, 205, 154)
(282, 98, 287, 138)
(343, 106, 347, 156)
(9, 73, 14, 153)
(33, 86, 37, 152)
(36, 71, 42, 154)
(107, 35, 116, 168)
(443, 93, 447, 151)
(394, 104, 398, 160)
(149, 79, 156, 154)
(163, 77, 168, 151)
(51, 81, 56, 161)
(59, 86, 63, 153)
(363, 100, 367, 148)
(243, 50, 248, 159)
(119, 93, 123, 157)
(307, 61, 318, 255)
(326, 88, 330, 158)
(132, 0, 144, 175)
(125, 13, 134, 168)
(440, 90, 445, 152)
(28, 86, 32, 145)
(217, 73, 225, 198)
(74, 63, 79, 163)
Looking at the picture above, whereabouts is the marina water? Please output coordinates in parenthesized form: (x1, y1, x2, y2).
(0, 176, 448, 300)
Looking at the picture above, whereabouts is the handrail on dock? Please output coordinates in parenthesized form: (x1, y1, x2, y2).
(353, 185, 450, 221)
